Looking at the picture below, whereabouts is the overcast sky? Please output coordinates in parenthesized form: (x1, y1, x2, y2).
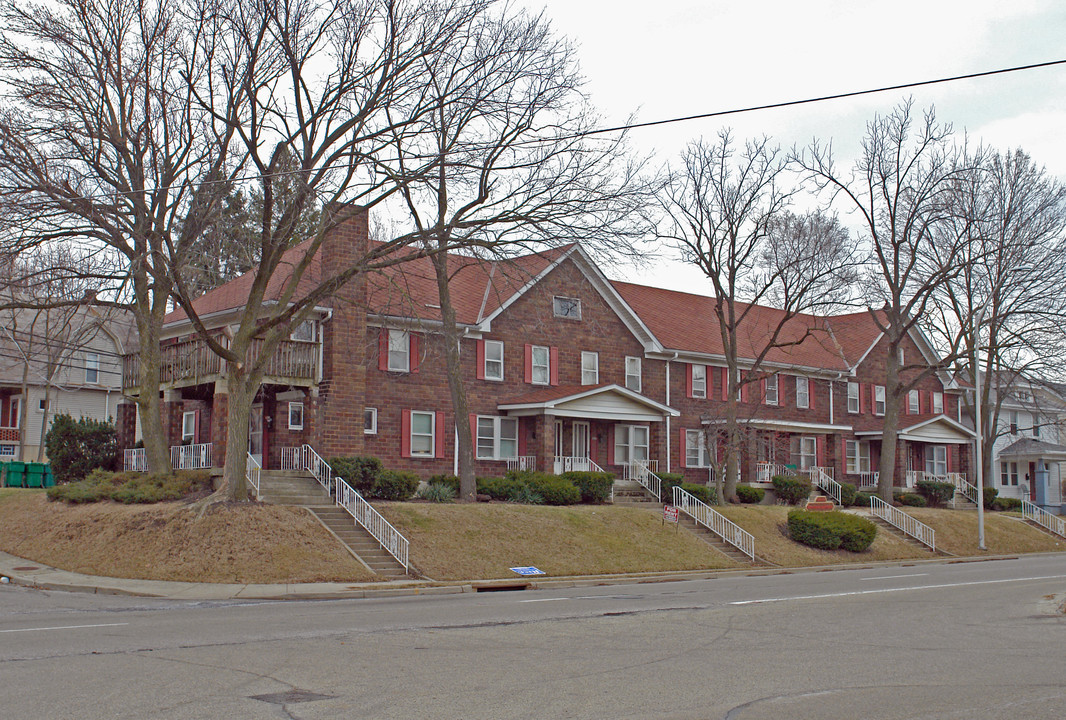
(522, 0, 1066, 291)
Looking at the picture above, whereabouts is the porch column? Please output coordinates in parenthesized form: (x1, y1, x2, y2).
(161, 390, 184, 450)
(894, 439, 910, 488)
(115, 403, 138, 467)
(534, 416, 554, 473)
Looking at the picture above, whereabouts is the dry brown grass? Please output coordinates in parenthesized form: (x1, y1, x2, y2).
(903, 507, 1066, 556)
(379, 502, 740, 580)
(0, 490, 375, 583)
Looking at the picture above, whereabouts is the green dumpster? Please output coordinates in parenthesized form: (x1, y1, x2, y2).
(0, 461, 6, 487)
(43, 464, 55, 487)
(5, 461, 25, 488)
(25, 462, 45, 488)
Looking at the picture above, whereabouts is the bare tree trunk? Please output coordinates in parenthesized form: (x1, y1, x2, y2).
(723, 358, 740, 503)
(18, 363, 29, 461)
(35, 384, 50, 462)
(221, 372, 256, 502)
(877, 348, 902, 502)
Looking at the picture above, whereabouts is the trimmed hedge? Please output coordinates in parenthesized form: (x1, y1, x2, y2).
(854, 491, 875, 507)
(47, 469, 212, 504)
(477, 476, 527, 501)
(983, 486, 999, 510)
(680, 482, 716, 505)
(372, 469, 419, 500)
(736, 485, 765, 504)
(657, 473, 685, 502)
(991, 496, 1023, 512)
(839, 482, 857, 507)
(787, 510, 878, 552)
(895, 492, 927, 507)
(772, 475, 812, 505)
(915, 480, 955, 508)
(524, 472, 581, 505)
(561, 471, 614, 503)
(329, 456, 383, 496)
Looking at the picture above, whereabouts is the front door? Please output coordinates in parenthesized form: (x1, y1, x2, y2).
(248, 404, 264, 465)
(573, 421, 590, 470)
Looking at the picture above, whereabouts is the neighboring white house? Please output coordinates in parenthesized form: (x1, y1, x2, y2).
(985, 379, 1066, 512)
(0, 306, 137, 462)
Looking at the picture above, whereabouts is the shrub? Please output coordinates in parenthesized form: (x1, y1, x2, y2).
(524, 472, 581, 505)
(657, 473, 685, 502)
(983, 486, 999, 510)
(895, 492, 927, 507)
(853, 491, 875, 507)
(915, 480, 955, 508)
(562, 471, 614, 504)
(426, 474, 461, 494)
(680, 482, 716, 505)
(417, 481, 456, 502)
(839, 482, 857, 507)
(772, 475, 812, 505)
(329, 456, 384, 496)
(44, 413, 117, 484)
(507, 484, 545, 505)
(991, 496, 1023, 512)
(736, 485, 765, 504)
(370, 469, 419, 500)
(47, 469, 212, 504)
(787, 510, 878, 552)
(477, 476, 525, 500)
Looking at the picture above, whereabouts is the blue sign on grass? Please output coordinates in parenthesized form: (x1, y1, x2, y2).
(510, 566, 545, 576)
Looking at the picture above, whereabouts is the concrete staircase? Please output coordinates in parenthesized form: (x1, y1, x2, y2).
(258, 470, 409, 579)
(611, 479, 658, 506)
(675, 514, 767, 565)
(866, 514, 941, 554)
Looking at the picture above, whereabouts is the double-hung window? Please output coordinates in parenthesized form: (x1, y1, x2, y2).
(625, 357, 641, 392)
(874, 386, 886, 416)
(691, 364, 706, 398)
(908, 390, 920, 414)
(410, 411, 436, 457)
(85, 352, 100, 384)
(484, 340, 504, 381)
(846, 440, 870, 474)
(181, 411, 196, 443)
(614, 424, 649, 465)
(765, 374, 778, 405)
(1001, 461, 1019, 486)
(685, 429, 710, 467)
(388, 329, 410, 372)
(847, 382, 859, 413)
(1009, 411, 1019, 435)
(476, 416, 519, 460)
(531, 345, 550, 385)
(925, 445, 947, 477)
(364, 408, 377, 435)
(581, 351, 599, 385)
(932, 392, 943, 414)
(288, 402, 304, 431)
(795, 376, 809, 409)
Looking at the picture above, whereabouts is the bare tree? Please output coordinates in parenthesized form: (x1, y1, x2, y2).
(924, 148, 1066, 487)
(795, 99, 974, 501)
(383, 5, 657, 501)
(662, 131, 856, 502)
(0, 0, 239, 473)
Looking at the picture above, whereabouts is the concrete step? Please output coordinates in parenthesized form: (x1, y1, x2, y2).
(308, 507, 409, 579)
(869, 515, 940, 553)
(677, 514, 766, 566)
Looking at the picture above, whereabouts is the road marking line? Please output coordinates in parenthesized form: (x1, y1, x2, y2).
(729, 574, 1066, 605)
(0, 622, 129, 634)
(518, 597, 569, 603)
(861, 573, 928, 581)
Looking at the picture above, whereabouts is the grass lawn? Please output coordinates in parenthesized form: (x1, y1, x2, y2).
(379, 502, 740, 580)
(0, 489, 375, 584)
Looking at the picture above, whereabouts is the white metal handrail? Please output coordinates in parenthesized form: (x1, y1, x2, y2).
(336, 477, 409, 571)
(506, 455, 537, 471)
(673, 485, 755, 561)
(622, 458, 658, 480)
(627, 459, 662, 501)
(246, 452, 261, 500)
(554, 456, 602, 473)
(857, 471, 879, 488)
(946, 473, 978, 506)
(810, 466, 842, 504)
(123, 448, 148, 472)
(1022, 499, 1066, 539)
(171, 443, 213, 470)
(870, 496, 935, 551)
(282, 444, 333, 494)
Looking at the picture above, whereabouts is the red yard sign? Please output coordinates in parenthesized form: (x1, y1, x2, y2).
(663, 505, 679, 523)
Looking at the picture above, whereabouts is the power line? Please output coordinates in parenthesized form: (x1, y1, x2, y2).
(6, 58, 1064, 205)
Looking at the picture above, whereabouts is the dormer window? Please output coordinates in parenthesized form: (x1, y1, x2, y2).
(553, 296, 581, 320)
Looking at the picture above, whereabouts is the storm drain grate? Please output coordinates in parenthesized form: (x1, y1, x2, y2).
(250, 690, 336, 705)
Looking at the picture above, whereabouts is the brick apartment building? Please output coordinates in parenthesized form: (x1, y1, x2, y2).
(118, 208, 975, 489)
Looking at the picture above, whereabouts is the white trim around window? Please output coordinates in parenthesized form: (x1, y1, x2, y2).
(874, 385, 886, 416)
(484, 340, 504, 381)
(364, 407, 378, 435)
(614, 424, 649, 465)
(685, 429, 710, 468)
(625, 356, 641, 392)
(410, 411, 436, 457)
(288, 402, 304, 431)
(181, 411, 196, 443)
(795, 376, 809, 409)
(531, 345, 550, 385)
(581, 351, 599, 385)
(932, 391, 943, 415)
(847, 382, 859, 413)
(845, 440, 870, 474)
(691, 364, 706, 398)
(475, 416, 519, 460)
(908, 390, 920, 414)
(765, 374, 778, 406)
(388, 329, 410, 372)
(85, 352, 100, 384)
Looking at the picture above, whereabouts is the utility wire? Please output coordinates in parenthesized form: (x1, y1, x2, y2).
(6, 58, 1064, 205)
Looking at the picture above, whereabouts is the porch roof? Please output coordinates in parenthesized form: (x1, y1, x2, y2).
(701, 418, 852, 434)
(998, 438, 1066, 461)
(497, 383, 679, 422)
(855, 414, 976, 444)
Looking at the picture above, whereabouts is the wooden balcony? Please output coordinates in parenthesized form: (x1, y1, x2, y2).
(122, 337, 319, 393)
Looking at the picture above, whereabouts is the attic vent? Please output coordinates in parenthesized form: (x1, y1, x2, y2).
(425, 303, 441, 309)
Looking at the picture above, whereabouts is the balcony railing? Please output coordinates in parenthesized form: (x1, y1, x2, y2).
(0, 426, 20, 443)
(124, 448, 148, 472)
(123, 336, 319, 391)
(506, 456, 537, 472)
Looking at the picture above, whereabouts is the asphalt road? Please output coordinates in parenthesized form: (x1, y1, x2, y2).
(2, 555, 1065, 719)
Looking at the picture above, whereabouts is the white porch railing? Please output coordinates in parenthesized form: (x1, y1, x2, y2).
(281, 444, 409, 572)
(123, 448, 148, 472)
(171, 443, 213, 470)
(810, 466, 842, 504)
(1022, 499, 1066, 539)
(621, 458, 658, 480)
(870, 496, 936, 552)
(857, 471, 879, 488)
(336, 478, 409, 571)
(245, 452, 261, 500)
(755, 462, 790, 483)
(673, 485, 755, 561)
(553, 456, 604, 473)
(506, 455, 537, 472)
(625, 459, 662, 501)
(282, 444, 333, 494)
(946, 472, 978, 507)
